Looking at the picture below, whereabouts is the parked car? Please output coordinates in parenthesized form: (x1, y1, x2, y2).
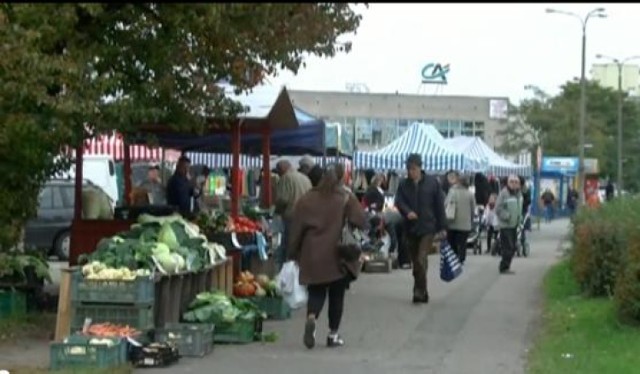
(24, 179, 110, 261)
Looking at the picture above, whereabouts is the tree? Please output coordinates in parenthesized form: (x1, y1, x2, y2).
(498, 80, 640, 190)
(0, 3, 363, 249)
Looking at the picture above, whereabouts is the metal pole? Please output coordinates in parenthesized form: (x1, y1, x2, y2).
(578, 26, 587, 206)
(617, 62, 624, 194)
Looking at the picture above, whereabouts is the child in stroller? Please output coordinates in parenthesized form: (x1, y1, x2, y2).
(483, 193, 500, 256)
(468, 206, 484, 255)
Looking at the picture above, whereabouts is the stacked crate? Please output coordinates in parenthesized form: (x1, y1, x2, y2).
(69, 271, 155, 333)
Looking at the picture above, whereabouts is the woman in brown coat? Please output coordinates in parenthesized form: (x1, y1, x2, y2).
(288, 163, 367, 349)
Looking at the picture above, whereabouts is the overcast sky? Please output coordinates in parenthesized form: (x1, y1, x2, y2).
(267, 3, 640, 104)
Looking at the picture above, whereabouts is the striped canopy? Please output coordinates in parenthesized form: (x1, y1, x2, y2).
(84, 133, 181, 162)
(186, 152, 350, 170)
(444, 136, 532, 177)
(353, 123, 488, 173)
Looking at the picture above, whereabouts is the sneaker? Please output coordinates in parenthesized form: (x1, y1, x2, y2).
(327, 334, 345, 348)
(303, 318, 316, 349)
(500, 269, 516, 275)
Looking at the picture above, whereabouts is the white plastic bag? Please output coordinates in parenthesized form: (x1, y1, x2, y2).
(276, 261, 308, 309)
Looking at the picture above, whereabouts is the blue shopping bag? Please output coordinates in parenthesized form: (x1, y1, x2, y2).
(440, 240, 463, 282)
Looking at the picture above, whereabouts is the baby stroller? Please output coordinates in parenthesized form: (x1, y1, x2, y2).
(469, 206, 484, 255)
(515, 211, 531, 258)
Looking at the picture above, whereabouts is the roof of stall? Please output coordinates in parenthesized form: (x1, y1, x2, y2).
(444, 136, 532, 177)
(127, 86, 299, 150)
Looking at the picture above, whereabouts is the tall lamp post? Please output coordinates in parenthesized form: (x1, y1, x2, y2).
(546, 7, 607, 205)
(594, 54, 640, 194)
(524, 84, 547, 229)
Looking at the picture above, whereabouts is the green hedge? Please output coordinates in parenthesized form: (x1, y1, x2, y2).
(569, 197, 640, 323)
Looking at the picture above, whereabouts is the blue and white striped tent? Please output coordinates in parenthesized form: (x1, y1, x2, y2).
(444, 136, 532, 177)
(353, 123, 488, 173)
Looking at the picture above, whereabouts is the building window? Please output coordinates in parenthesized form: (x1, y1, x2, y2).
(462, 130, 474, 137)
(475, 130, 485, 140)
(355, 117, 372, 146)
(398, 119, 409, 134)
(371, 118, 383, 146)
(474, 121, 485, 130)
(463, 121, 474, 130)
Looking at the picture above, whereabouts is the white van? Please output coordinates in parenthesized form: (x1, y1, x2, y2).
(57, 154, 119, 205)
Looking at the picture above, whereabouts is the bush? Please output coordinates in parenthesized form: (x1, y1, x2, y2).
(614, 228, 640, 324)
(570, 197, 640, 297)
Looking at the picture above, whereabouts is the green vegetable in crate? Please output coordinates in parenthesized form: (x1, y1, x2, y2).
(183, 291, 265, 324)
(82, 261, 142, 280)
(158, 222, 180, 250)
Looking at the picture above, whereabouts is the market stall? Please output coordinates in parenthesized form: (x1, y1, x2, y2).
(444, 136, 532, 177)
(353, 123, 488, 173)
(68, 86, 299, 266)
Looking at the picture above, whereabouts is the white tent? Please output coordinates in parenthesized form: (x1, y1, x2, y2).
(354, 123, 488, 172)
(444, 136, 532, 177)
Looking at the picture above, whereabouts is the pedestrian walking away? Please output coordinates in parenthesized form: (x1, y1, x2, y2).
(495, 175, 523, 274)
(274, 159, 312, 269)
(287, 163, 367, 349)
(394, 154, 447, 304)
(444, 172, 475, 265)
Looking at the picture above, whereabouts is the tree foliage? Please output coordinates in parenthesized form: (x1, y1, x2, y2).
(498, 80, 640, 190)
(0, 3, 363, 248)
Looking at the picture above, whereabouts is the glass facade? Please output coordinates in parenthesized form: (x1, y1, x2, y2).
(325, 117, 486, 149)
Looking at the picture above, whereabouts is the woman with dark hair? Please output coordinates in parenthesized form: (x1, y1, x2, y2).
(288, 163, 367, 349)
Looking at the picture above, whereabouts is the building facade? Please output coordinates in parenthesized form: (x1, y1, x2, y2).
(590, 63, 640, 95)
(288, 90, 510, 152)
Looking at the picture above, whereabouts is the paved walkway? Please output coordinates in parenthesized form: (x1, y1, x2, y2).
(2, 219, 570, 373)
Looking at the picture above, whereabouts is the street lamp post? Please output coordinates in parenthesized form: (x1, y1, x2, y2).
(594, 54, 640, 194)
(524, 84, 547, 230)
(546, 7, 607, 205)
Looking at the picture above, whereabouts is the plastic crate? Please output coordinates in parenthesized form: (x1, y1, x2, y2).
(214, 317, 262, 344)
(155, 323, 214, 357)
(71, 303, 154, 333)
(71, 271, 154, 305)
(49, 336, 126, 370)
(249, 297, 291, 320)
(0, 289, 27, 319)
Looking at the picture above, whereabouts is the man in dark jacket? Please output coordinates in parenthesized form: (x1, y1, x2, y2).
(394, 154, 447, 304)
(166, 156, 196, 218)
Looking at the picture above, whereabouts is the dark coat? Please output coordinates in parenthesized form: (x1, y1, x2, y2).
(166, 173, 193, 216)
(288, 188, 367, 285)
(363, 185, 385, 212)
(394, 172, 447, 237)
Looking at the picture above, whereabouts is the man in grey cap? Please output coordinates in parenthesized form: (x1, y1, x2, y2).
(298, 155, 324, 188)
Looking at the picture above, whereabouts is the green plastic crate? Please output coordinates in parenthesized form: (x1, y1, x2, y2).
(0, 289, 27, 319)
(71, 303, 154, 333)
(155, 323, 214, 357)
(50, 336, 126, 370)
(249, 297, 291, 320)
(71, 271, 154, 305)
(214, 318, 262, 344)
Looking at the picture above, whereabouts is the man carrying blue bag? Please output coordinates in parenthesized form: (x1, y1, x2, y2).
(395, 154, 447, 304)
(440, 240, 463, 282)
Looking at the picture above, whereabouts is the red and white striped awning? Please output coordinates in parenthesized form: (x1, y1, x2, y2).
(83, 133, 181, 162)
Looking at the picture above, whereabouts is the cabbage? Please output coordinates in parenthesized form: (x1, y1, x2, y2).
(138, 213, 183, 225)
(158, 222, 180, 250)
(173, 253, 186, 271)
(152, 243, 171, 256)
(156, 253, 179, 274)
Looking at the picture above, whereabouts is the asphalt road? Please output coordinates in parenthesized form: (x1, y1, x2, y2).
(4, 219, 568, 373)
(142, 219, 570, 374)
